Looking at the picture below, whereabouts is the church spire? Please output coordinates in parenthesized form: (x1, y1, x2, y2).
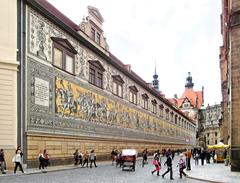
(185, 72, 194, 89)
(152, 62, 159, 91)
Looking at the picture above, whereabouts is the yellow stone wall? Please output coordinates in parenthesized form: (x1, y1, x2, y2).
(0, 0, 19, 169)
(27, 133, 189, 161)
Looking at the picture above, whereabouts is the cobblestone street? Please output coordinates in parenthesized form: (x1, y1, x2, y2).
(0, 160, 195, 183)
(1, 156, 239, 183)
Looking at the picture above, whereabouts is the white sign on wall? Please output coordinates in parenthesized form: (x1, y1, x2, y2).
(35, 77, 49, 107)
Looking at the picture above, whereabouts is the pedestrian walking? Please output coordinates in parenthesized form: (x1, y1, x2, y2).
(82, 151, 89, 168)
(206, 151, 211, 164)
(211, 150, 216, 163)
(43, 149, 50, 167)
(200, 151, 205, 166)
(142, 148, 148, 167)
(194, 152, 199, 165)
(153, 150, 161, 165)
(111, 149, 117, 165)
(186, 149, 192, 170)
(161, 154, 174, 180)
(171, 150, 175, 160)
(151, 154, 161, 176)
(116, 150, 123, 168)
(0, 149, 6, 174)
(13, 149, 24, 174)
(73, 149, 79, 165)
(178, 153, 188, 178)
(79, 151, 83, 166)
(38, 150, 45, 170)
(89, 150, 97, 168)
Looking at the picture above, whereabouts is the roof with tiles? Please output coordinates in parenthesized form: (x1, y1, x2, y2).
(174, 88, 203, 110)
(36, 0, 80, 31)
(180, 88, 203, 109)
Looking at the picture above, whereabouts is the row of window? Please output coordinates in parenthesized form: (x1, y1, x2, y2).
(87, 61, 195, 132)
(207, 140, 218, 145)
(51, 37, 195, 132)
(207, 132, 218, 137)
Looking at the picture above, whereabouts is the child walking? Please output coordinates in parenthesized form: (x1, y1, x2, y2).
(151, 154, 161, 176)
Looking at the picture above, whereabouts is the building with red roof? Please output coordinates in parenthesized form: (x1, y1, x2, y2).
(168, 72, 204, 147)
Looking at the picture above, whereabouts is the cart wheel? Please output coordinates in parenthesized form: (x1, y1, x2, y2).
(133, 165, 135, 171)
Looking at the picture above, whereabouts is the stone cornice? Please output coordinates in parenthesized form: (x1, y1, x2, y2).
(26, 131, 191, 146)
(0, 59, 19, 71)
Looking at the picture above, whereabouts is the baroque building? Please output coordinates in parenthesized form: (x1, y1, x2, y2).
(220, 0, 240, 172)
(8, 0, 197, 167)
(199, 104, 222, 148)
(169, 72, 204, 147)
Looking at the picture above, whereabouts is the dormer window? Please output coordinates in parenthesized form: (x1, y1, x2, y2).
(96, 32, 101, 44)
(91, 27, 95, 40)
(51, 37, 77, 75)
(88, 60, 105, 88)
(91, 27, 101, 45)
(112, 75, 124, 98)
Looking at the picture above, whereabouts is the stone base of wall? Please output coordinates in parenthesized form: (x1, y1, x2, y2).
(26, 132, 190, 168)
(231, 148, 240, 172)
(2, 149, 17, 170)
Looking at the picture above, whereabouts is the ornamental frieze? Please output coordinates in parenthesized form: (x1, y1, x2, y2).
(54, 77, 182, 138)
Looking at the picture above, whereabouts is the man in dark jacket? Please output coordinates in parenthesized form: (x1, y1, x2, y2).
(162, 154, 174, 180)
(0, 149, 6, 174)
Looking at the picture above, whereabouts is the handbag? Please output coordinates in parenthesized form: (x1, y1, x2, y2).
(12, 156, 16, 163)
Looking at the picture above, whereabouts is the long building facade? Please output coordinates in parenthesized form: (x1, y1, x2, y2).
(220, 0, 240, 172)
(10, 0, 197, 167)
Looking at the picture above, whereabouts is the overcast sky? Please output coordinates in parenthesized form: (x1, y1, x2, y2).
(48, 0, 222, 106)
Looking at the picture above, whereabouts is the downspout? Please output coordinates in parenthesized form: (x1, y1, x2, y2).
(17, 0, 26, 163)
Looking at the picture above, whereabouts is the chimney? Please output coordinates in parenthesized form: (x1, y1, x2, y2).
(147, 83, 152, 88)
(124, 64, 131, 72)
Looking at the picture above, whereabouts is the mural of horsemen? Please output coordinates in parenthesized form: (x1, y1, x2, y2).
(55, 77, 182, 136)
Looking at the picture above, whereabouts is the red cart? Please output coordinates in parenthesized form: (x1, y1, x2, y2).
(121, 149, 137, 171)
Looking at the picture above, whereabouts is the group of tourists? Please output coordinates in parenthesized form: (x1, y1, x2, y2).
(192, 149, 216, 166)
(111, 149, 125, 168)
(0, 147, 50, 174)
(149, 148, 191, 180)
(73, 149, 97, 168)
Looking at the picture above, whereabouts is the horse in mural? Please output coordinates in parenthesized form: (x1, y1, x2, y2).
(76, 93, 116, 124)
(76, 93, 94, 120)
(56, 87, 77, 117)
